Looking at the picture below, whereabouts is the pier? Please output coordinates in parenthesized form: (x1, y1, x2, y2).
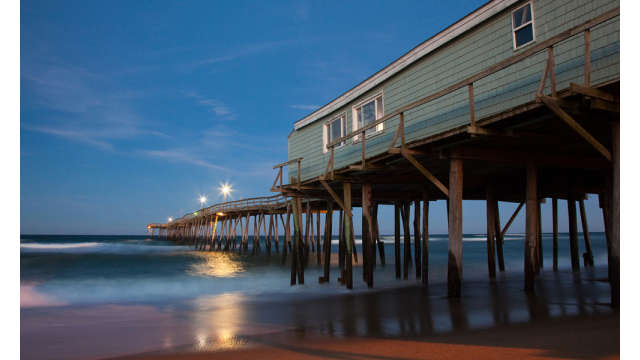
(149, 3, 619, 306)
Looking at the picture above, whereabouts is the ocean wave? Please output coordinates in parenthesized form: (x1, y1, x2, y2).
(21, 242, 101, 249)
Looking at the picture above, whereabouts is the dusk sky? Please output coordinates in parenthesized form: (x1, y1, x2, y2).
(20, 0, 605, 235)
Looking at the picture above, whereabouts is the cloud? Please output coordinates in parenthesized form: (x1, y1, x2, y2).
(290, 104, 320, 111)
(141, 149, 229, 171)
(26, 126, 114, 151)
(22, 62, 171, 151)
(184, 91, 234, 119)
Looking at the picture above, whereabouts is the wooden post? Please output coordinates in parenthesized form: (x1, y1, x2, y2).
(422, 191, 429, 285)
(493, 199, 505, 272)
(537, 199, 543, 271)
(579, 199, 595, 267)
(362, 183, 374, 287)
(414, 199, 421, 279)
(448, 158, 463, 298)
(401, 202, 411, 280)
(552, 198, 559, 271)
(344, 183, 353, 289)
(305, 202, 311, 263)
(316, 208, 322, 265)
(584, 29, 591, 87)
(611, 121, 619, 308)
(567, 196, 581, 272)
(525, 163, 537, 293)
(338, 209, 345, 283)
(296, 198, 305, 283)
(394, 202, 401, 279)
(321, 201, 333, 283)
(486, 188, 497, 280)
(290, 200, 298, 285)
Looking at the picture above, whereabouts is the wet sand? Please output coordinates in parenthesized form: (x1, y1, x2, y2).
(22, 267, 619, 360)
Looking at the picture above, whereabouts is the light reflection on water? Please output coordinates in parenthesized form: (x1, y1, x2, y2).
(188, 252, 246, 278)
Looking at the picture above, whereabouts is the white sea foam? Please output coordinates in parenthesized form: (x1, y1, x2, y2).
(21, 242, 101, 249)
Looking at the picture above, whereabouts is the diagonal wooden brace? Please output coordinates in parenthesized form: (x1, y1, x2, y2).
(540, 95, 611, 161)
(401, 148, 449, 197)
(320, 180, 352, 218)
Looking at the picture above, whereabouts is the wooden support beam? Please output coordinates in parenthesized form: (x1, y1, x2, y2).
(401, 201, 411, 280)
(338, 209, 345, 283)
(501, 202, 524, 239)
(567, 196, 581, 272)
(552, 198, 559, 271)
(584, 29, 591, 86)
(401, 148, 449, 197)
(486, 188, 497, 280)
(448, 159, 463, 297)
(570, 83, 617, 103)
(320, 201, 333, 283)
(343, 183, 354, 289)
(374, 203, 385, 265)
(611, 121, 620, 308)
(320, 180, 351, 217)
(524, 164, 538, 293)
(414, 199, 422, 279)
(493, 198, 505, 272)
(579, 199, 595, 267)
(422, 191, 429, 285)
(537, 199, 543, 272)
(362, 183, 374, 287)
(539, 95, 611, 161)
(394, 202, 401, 279)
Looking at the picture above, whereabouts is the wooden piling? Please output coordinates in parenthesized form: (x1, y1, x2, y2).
(394, 202, 401, 279)
(316, 208, 321, 265)
(343, 183, 353, 289)
(579, 199, 594, 267)
(373, 203, 385, 265)
(448, 158, 463, 298)
(414, 199, 421, 279)
(552, 198, 559, 271)
(493, 199, 505, 272)
(422, 191, 429, 285)
(611, 120, 619, 308)
(338, 209, 345, 283)
(400, 202, 411, 280)
(567, 196, 580, 272)
(537, 199, 543, 271)
(321, 201, 333, 283)
(525, 163, 538, 293)
(486, 188, 497, 280)
(362, 183, 374, 287)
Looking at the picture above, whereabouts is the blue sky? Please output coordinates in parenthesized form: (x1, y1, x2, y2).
(20, 0, 605, 235)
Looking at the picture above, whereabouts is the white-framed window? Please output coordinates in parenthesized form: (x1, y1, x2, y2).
(512, 2, 535, 50)
(323, 113, 345, 153)
(352, 92, 384, 141)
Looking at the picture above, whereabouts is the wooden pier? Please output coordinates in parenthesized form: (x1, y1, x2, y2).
(149, 2, 619, 306)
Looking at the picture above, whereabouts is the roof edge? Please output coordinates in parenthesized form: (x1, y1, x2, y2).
(293, 0, 519, 131)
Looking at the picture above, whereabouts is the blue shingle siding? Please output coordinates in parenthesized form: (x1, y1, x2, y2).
(288, 0, 619, 182)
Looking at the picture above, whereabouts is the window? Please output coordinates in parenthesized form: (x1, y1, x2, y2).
(512, 2, 535, 49)
(352, 93, 384, 141)
(323, 114, 345, 153)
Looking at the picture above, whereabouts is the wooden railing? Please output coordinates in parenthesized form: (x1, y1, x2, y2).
(271, 157, 303, 191)
(170, 194, 288, 225)
(317, 8, 619, 180)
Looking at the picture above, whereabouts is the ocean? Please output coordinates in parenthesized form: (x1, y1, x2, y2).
(20, 232, 612, 359)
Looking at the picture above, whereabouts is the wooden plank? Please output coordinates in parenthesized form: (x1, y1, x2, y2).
(540, 96, 611, 161)
(524, 164, 537, 293)
(273, 157, 303, 169)
(468, 84, 476, 127)
(448, 159, 463, 298)
(401, 149, 449, 197)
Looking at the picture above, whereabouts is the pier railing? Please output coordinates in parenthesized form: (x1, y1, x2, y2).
(171, 194, 288, 224)
(275, 7, 619, 190)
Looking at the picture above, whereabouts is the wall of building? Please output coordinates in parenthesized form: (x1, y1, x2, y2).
(288, 0, 619, 182)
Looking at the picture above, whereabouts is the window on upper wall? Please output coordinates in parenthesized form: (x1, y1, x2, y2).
(352, 93, 384, 141)
(323, 113, 345, 153)
(512, 2, 535, 50)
